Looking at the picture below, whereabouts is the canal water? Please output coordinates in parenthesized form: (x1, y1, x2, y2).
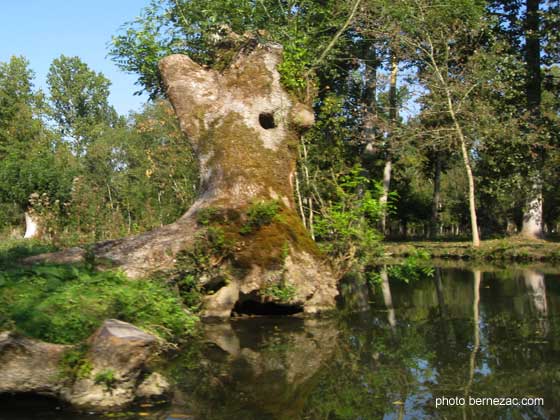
(1, 265, 559, 419)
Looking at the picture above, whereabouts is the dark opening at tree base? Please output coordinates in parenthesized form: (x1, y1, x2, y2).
(232, 299, 303, 316)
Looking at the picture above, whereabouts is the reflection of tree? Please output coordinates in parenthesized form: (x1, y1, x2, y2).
(381, 266, 397, 328)
(166, 318, 338, 420)
(303, 313, 434, 419)
(338, 272, 371, 313)
(523, 269, 549, 335)
(462, 270, 481, 420)
(157, 267, 560, 420)
(433, 267, 457, 347)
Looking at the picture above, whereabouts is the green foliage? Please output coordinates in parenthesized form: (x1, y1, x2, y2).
(263, 281, 297, 303)
(314, 164, 384, 273)
(277, 38, 313, 95)
(2, 100, 199, 246)
(196, 207, 224, 226)
(109, 0, 353, 98)
(58, 344, 93, 382)
(0, 239, 56, 267)
(240, 200, 280, 235)
(0, 243, 197, 344)
(94, 369, 117, 391)
(387, 250, 434, 283)
(174, 226, 234, 308)
(47, 55, 118, 156)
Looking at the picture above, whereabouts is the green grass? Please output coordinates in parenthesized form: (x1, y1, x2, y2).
(382, 236, 560, 262)
(0, 238, 57, 267)
(0, 240, 198, 344)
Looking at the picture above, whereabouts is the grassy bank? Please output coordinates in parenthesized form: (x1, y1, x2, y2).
(382, 237, 560, 263)
(0, 239, 198, 344)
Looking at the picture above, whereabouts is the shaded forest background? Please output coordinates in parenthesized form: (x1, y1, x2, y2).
(1, 0, 559, 268)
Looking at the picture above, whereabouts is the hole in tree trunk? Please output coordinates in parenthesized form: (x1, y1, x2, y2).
(232, 292, 303, 316)
(259, 112, 276, 129)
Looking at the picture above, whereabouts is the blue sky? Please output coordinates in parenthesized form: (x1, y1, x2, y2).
(0, 0, 151, 116)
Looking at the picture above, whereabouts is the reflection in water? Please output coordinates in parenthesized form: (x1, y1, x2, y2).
(167, 318, 338, 420)
(2, 266, 560, 420)
(463, 270, 481, 420)
(380, 266, 397, 328)
(523, 269, 549, 335)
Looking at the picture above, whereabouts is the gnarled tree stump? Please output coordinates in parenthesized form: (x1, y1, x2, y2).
(26, 42, 338, 317)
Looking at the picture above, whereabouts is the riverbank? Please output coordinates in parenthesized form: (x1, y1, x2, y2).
(382, 237, 560, 263)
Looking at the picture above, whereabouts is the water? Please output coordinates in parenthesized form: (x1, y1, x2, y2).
(2, 265, 560, 419)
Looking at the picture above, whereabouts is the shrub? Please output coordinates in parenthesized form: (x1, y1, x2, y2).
(0, 261, 197, 344)
(240, 200, 280, 235)
(263, 281, 297, 303)
(94, 369, 117, 391)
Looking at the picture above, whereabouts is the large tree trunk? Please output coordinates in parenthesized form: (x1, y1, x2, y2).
(26, 42, 338, 318)
(521, 183, 544, 238)
(522, 0, 544, 239)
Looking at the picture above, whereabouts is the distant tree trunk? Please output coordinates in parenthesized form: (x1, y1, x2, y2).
(380, 160, 392, 234)
(522, 0, 544, 239)
(455, 117, 480, 247)
(27, 41, 338, 318)
(430, 151, 442, 238)
(379, 53, 398, 235)
(24, 211, 40, 239)
(423, 33, 480, 246)
(362, 46, 379, 164)
(522, 185, 543, 238)
(525, 0, 542, 116)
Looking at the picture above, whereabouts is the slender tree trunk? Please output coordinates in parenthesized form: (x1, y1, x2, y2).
(362, 46, 378, 157)
(427, 38, 480, 246)
(457, 130, 481, 247)
(379, 160, 392, 234)
(430, 151, 442, 238)
(379, 53, 398, 235)
(522, 0, 544, 239)
(526, 0, 542, 115)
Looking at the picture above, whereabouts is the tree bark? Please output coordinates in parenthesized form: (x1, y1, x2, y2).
(430, 151, 442, 238)
(379, 53, 398, 235)
(521, 183, 544, 238)
(26, 42, 338, 317)
(522, 0, 544, 239)
(24, 211, 40, 239)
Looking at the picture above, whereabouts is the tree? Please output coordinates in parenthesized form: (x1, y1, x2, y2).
(47, 55, 118, 156)
(372, 0, 487, 246)
(109, 0, 357, 100)
(487, 0, 560, 238)
(30, 40, 339, 318)
(0, 56, 70, 237)
(0, 56, 41, 155)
